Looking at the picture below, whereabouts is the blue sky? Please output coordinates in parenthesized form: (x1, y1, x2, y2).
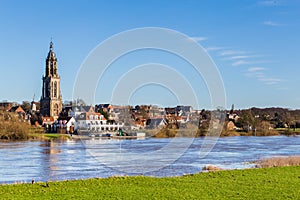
(0, 0, 299, 109)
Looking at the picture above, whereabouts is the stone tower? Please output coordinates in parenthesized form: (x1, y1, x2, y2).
(40, 41, 62, 119)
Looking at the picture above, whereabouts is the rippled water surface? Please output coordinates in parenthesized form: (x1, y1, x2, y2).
(1, 136, 300, 183)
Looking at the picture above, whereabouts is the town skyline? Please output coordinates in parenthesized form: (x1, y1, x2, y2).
(1, 1, 300, 109)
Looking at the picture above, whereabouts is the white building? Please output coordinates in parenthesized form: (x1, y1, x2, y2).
(76, 112, 124, 132)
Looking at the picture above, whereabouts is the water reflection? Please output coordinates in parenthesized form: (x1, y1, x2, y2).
(41, 140, 62, 154)
(0, 136, 299, 183)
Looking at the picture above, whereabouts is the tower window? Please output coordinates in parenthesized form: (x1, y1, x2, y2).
(54, 81, 57, 98)
(52, 82, 54, 98)
(50, 63, 54, 75)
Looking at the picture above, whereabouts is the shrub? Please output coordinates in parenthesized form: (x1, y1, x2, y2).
(0, 110, 33, 140)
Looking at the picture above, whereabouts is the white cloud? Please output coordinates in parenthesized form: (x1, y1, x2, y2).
(205, 46, 227, 52)
(250, 75, 284, 85)
(245, 71, 264, 79)
(245, 67, 266, 79)
(259, 77, 284, 85)
(232, 60, 273, 66)
(230, 55, 253, 60)
(247, 67, 266, 72)
(224, 55, 262, 61)
(213, 47, 287, 90)
(219, 50, 247, 56)
(189, 36, 208, 42)
(202, 38, 286, 87)
(245, 66, 285, 85)
(232, 60, 250, 66)
(263, 21, 283, 26)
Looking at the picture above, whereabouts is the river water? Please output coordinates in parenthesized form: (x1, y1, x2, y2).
(1, 136, 299, 183)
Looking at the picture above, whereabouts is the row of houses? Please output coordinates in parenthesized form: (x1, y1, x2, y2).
(130, 105, 196, 129)
(1, 100, 199, 132)
(58, 104, 196, 132)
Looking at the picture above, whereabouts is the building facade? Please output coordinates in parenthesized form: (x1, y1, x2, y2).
(76, 112, 124, 132)
(40, 41, 62, 120)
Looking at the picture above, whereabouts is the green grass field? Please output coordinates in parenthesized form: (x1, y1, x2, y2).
(26, 133, 70, 140)
(1, 166, 299, 199)
(42, 133, 70, 139)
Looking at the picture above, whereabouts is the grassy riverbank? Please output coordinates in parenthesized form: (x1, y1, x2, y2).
(32, 133, 70, 140)
(1, 166, 299, 199)
(0, 131, 70, 142)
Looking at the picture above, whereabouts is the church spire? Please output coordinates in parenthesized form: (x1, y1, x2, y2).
(46, 39, 58, 77)
(50, 40, 53, 51)
(47, 40, 56, 60)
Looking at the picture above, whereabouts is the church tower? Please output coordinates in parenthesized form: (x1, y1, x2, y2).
(40, 41, 62, 119)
